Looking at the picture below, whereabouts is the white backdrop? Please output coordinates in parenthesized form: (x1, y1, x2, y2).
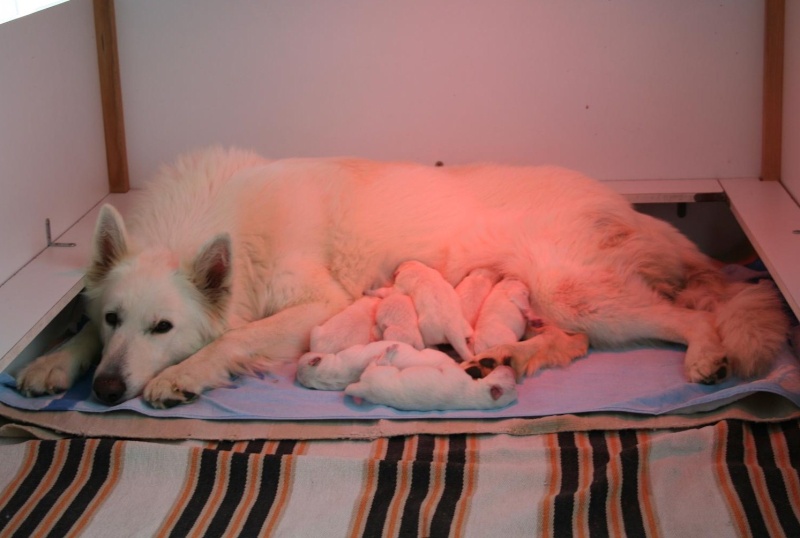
(783, 1, 800, 202)
(0, 0, 107, 285)
(115, 0, 765, 187)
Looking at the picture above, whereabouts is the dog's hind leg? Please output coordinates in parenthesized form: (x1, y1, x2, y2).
(462, 325, 589, 380)
(534, 271, 730, 384)
(143, 299, 347, 408)
(16, 320, 102, 396)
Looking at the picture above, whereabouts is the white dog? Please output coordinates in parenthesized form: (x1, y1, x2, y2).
(309, 295, 381, 354)
(455, 267, 500, 327)
(15, 147, 789, 407)
(471, 277, 534, 354)
(367, 260, 474, 361)
(374, 294, 425, 350)
(345, 363, 518, 411)
(296, 341, 453, 390)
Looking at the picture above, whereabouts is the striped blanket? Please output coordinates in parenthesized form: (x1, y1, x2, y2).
(1, 419, 798, 537)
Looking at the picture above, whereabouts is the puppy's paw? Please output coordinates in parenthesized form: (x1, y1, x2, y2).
(143, 369, 202, 409)
(685, 346, 729, 385)
(16, 350, 79, 397)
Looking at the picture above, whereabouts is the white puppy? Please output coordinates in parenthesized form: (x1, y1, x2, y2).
(472, 278, 535, 354)
(309, 295, 381, 354)
(375, 293, 425, 349)
(455, 268, 500, 327)
(345, 364, 518, 411)
(368, 260, 473, 361)
(296, 340, 454, 390)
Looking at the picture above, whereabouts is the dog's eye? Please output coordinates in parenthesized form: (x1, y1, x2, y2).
(152, 320, 173, 334)
(104, 312, 119, 327)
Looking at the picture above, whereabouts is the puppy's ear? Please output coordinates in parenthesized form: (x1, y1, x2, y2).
(86, 205, 129, 286)
(191, 233, 232, 310)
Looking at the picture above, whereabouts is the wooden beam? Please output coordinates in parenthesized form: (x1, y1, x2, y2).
(761, 0, 785, 182)
(93, 0, 129, 193)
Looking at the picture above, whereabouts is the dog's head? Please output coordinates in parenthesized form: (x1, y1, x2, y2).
(84, 205, 232, 404)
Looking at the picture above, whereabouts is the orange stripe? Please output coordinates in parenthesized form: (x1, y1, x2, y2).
(70, 440, 126, 536)
(712, 421, 750, 537)
(225, 453, 264, 536)
(771, 425, 800, 522)
(635, 431, 660, 538)
(742, 425, 784, 537)
(418, 436, 449, 537)
(190, 450, 232, 537)
(574, 433, 592, 538)
(540, 433, 560, 538)
(605, 433, 624, 538)
(385, 437, 416, 538)
(261, 451, 299, 536)
(0, 440, 40, 509)
(33, 438, 99, 536)
(155, 446, 203, 537)
(4, 439, 69, 534)
(451, 435, 480, 537)
(349, 437, 387, 538)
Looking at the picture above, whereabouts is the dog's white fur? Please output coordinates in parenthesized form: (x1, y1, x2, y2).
(365, 260, 474, 361)
(455, 267, 500, 327)
(375, 294, 425, 350)
(15, 147, 789, 407)
(296, 341, 454, 391)
(309, 295, 381, 354)
(345, 363, 517, 411)
(471, 278, 534, 354)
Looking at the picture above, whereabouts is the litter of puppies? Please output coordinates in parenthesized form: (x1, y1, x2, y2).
(297, 260, 586, 411)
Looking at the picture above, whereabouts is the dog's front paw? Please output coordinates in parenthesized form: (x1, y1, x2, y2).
(143, 369, 201, 409)
(16, 351, 80, 396)
(685, 346, 729, 385)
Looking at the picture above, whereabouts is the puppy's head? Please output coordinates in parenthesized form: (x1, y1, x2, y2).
(85, 205, 232, 404)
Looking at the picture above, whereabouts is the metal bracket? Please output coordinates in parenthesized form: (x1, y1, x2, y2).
(46, 219, 76, 248)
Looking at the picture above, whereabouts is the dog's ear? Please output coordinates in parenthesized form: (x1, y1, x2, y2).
(86, 204, 129, 286)
(191, 233, 232, 310)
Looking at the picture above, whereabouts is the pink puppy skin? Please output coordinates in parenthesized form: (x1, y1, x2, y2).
(366, 260, 473, 361)
(455, 268, 500, 327)
(345, 364, 517, 411)
(297, 341, 454, 391)
(309, 295, 381, 354)
(375, 294, 425, 350)
(472, 278, 533, 355)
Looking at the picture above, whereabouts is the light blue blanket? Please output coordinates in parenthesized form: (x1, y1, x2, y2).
(1, 344, 798, 420)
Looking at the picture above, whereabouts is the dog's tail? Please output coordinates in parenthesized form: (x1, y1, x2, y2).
(676, 265, 789, 377)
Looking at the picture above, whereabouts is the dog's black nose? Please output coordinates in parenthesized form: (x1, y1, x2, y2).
(93, 375, 127, 405)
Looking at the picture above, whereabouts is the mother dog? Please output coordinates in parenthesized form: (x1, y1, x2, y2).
(16, 148, 788, 407)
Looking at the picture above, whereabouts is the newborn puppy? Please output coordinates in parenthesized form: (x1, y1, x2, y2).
(345, 364, 517, 411)
(375, 293, 425, 350)
(455, 267, 500, 327)
(296, 340, 453, 390)
(367, 260, 473, 361)
(309, 295, 381, 354)
(472, 278, 535, 354)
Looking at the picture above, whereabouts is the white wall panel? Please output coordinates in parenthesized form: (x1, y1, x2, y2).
(116, 0, 764, 187)
(0, 0, 108, 285)
(783, 1, 800, 201)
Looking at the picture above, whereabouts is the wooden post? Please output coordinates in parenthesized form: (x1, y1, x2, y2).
(761, 0, 785, 182)
(93, 0, 129, 193)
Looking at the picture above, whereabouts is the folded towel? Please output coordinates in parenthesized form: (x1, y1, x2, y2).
(1, 345, 798, 420)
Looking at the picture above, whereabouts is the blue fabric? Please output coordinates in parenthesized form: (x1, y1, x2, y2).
(1, 345, 798, 420)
